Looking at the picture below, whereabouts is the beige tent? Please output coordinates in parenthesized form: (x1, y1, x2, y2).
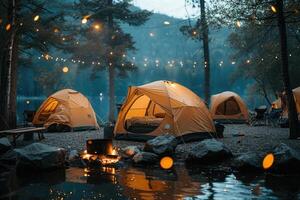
(282, 87, 300, 118)
(33, 89, 99, 130)
(114, 80, 216, 141)
(210, 91, 249, 122)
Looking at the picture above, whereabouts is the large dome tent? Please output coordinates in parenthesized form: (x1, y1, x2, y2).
(114, 80, 216, 141)
(33, 89, 99, 131)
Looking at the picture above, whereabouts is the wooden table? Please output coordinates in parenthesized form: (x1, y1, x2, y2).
(0, 127, 46, 145)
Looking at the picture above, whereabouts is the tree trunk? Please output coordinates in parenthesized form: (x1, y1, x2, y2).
(107, 0, 115, 123)
(0, 0, 18, 130)
(200, 0, 210, 104)
(276, 0, 299, 139)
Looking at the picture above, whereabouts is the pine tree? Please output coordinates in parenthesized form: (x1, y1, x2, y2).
(0, 0, 73, 130)
(72, 0, 151, 123)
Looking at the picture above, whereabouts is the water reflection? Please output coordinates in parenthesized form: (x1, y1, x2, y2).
(118, 166, 202, 200)
(2, 165, 300, 200)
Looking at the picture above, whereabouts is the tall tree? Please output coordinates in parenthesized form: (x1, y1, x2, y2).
(72, 0, 151, 123)
(210, 0, 300, 138)
(0, 0, 72, 130)
(180, 0, 211, 103)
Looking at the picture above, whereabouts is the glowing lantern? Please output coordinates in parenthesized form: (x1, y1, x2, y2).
(262, 153, 274, 169)
(271, 5, 277, 13)
(5, 24, 11, 31)
(33, 15, 40, 22)
(62, 66, 69, 73)
(160, 156, 174, 169)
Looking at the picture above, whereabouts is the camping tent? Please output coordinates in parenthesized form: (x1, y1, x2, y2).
(33, 89, 99, 130)
(281, 87, 300, 118)
(114, 80, 216, 141)
(210, 91, 249, 122)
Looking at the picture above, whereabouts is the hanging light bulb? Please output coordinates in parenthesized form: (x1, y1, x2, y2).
(33, 15, 40, 22)
(62, 66, 69, 73)
(5, 24, 11, 31)
(271, 5, 277, 13)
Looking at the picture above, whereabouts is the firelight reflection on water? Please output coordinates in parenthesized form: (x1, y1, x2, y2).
(3, 165, 300, 200)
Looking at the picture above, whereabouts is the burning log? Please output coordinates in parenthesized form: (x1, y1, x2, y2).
(81, 139, 120, 165)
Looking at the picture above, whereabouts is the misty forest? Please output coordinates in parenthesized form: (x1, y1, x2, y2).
(0, 0, 300, 200)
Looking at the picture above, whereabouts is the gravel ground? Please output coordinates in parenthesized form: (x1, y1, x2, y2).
(21, 124, 300, 156)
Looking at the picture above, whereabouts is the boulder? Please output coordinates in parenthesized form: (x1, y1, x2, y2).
(144, 135, 177, 156)
(232, 152, 262, 171)
(120, 146, 141, 158)
(14, 143, 66, 171)
(133, 152, 159, 164)
(0, 150, 17, 166)
(0, 138, 12, 154)
(68, 150, 79, 160)
(186, 139, 232, 163)
(272, 143, 300, 173)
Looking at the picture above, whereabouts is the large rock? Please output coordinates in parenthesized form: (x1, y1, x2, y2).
(186, 139, 232, 163)
(133, 152, 159, 164)
(14, 143, 66, 171)
(272, 143, 300, 173)
(0, 138, 12, 154)
(120, 146, 141, 159)
(232, 152, 262, 171)
(144, 135, 177, 156)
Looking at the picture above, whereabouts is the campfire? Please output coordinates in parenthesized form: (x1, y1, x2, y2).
(81, 139, 120, 165)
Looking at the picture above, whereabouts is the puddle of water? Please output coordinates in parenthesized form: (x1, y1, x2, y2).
(1, 165, 300, 200)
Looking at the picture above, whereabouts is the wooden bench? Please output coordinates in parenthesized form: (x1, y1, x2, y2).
(0, 127, 46, 146)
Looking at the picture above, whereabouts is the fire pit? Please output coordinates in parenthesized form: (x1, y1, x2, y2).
(81, 139, 120, 165)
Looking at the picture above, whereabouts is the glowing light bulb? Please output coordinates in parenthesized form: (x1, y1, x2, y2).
(33, 15, 40, 22)
(5, 24, 11, 31)
(62, 66, 69, 73)
(271, 5, 277, 13)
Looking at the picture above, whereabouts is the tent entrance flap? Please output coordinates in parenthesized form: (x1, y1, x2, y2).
(216, 97, 241, 115)
(124, 94, 166, 134)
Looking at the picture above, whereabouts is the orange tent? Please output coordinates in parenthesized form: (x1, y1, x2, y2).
(282, 87, 300, 118)
(114, 80, 215, 141)
(33, 89, 99, 130)
(210, 91, 249, 122)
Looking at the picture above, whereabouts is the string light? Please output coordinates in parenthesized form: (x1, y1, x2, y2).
(163, 21, 170, 25)
(271, 5, 277, 13)
(6, 24, 11, 31)
(62, 66, 69, 73)
(33, 15, 40, 22)
(149, 32, 154, 37)
(82, 15, 90, 24)
(93, 23, 102, 31)
(236, 21, 242, 27)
